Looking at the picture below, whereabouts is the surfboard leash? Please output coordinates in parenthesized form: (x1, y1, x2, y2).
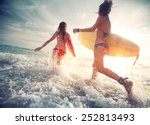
(133, 55, 139, 66)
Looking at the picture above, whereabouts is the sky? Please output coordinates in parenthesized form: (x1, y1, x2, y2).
(0, 0, 150, 66)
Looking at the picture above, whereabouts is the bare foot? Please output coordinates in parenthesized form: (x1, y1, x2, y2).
(118, 78, 133, 95)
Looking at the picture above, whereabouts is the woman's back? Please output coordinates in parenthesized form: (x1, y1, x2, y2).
(55, 32, 69, 51)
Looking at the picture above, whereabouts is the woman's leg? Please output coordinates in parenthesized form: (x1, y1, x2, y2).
(57, 49, 66, 65)
(92, 46, 133, 95)
(91, 67, 98, 80)
(51, 50, 58, 71)
(93, 46, 120, 81)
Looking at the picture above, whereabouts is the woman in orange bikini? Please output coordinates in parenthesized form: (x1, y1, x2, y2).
(35, 22, 76, 65)
(73, 0, 133, 97)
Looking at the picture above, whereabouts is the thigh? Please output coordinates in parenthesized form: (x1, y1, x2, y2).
(53, 49, 58, 59)
(93, 47, 106, 68)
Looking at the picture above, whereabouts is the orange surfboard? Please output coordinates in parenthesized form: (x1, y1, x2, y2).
(78, 32, 140, 57)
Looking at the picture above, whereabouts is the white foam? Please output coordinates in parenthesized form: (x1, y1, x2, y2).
(1, 51, 150, 108)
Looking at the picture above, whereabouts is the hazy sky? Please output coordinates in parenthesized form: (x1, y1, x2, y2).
(0, 0, 150, 65)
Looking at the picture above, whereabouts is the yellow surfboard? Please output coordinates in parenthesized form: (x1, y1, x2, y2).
(78, 32, 140, 57)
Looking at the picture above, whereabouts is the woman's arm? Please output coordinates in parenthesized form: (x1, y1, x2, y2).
(73, 16, 104, 33)
(66, 34, 76, 57)
(34, 31, 58, 51)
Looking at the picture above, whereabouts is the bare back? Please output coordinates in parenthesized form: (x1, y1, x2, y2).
(55, 33, 69, 52)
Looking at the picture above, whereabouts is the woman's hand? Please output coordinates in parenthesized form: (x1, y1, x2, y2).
(34, 46, 42, 51)
(73, 54, 76, 57)
(73, 28, 80, 34)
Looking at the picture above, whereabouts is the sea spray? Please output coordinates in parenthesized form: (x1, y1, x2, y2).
(0, 45, 150, 108)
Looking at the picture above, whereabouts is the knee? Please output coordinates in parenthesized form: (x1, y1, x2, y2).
(98, 67, 105, 73)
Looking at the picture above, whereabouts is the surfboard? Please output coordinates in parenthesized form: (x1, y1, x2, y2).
(78, 32, 140, 57)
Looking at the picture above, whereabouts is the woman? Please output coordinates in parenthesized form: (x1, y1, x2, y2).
(35, 22, 76, 66)
(73, 0, 133, 96)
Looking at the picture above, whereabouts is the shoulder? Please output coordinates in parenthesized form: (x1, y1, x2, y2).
(52, 31, 59, 37)
(66, 32, 70, 37)
(55, 31, 59, 35)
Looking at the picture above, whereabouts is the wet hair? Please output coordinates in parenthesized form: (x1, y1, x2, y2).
(58, 21, 67, 41)
(98, 0, 113, 16)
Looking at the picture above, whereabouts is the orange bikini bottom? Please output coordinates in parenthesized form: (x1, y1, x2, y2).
(53, 48, 66, 57)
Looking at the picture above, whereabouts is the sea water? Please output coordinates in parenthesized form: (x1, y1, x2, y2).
(0, 45, 150, 108)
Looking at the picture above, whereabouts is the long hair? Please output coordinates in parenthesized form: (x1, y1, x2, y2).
(58, 22, 67, 41)
(98, 0, 113, 16)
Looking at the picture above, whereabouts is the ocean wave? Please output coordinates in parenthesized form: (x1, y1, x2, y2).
(0, 45, 150, 108)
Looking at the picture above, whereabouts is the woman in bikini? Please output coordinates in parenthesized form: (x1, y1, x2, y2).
(35, 22, 76, 66)
(73, 0, 133, 97)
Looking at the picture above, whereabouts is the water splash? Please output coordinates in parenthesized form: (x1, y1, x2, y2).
(0, 45, 150, 108)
